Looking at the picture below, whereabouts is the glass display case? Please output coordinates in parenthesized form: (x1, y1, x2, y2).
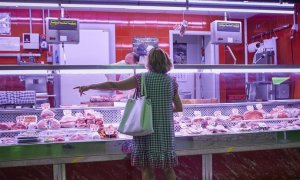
(1, 64, 300, 178)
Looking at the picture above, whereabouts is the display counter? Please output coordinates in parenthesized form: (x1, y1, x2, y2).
(1, 64, 300, 179)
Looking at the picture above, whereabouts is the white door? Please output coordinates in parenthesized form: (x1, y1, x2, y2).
(59, 28, 111, 106)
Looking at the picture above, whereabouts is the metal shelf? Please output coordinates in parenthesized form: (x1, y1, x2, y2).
(0, 130, 27, 134)
(182, 99, 300, 108)
(0, 53, 41, 57)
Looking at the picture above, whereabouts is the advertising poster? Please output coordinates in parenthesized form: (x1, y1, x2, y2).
(133, 37, 158, 56)
(173, 43, 187, 64)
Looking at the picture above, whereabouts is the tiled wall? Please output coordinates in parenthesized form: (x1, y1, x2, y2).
(0, 9, 224, 63)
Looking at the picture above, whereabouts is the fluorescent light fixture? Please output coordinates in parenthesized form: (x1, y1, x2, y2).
(0, 2, 59, 7)
(141, 0, 186, 2)
(202, 68, 300, 74)
(61, 4, 186, 11)
(189, 0, 294, 7)
(0, 70, 48, 75)
(136, 69, 148, 73)
(169, 69, 199, 73)
(58, 69, 135, 74)
(188, 7, 294, 14)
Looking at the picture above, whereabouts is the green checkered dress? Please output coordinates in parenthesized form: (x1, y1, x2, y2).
(132, 72, 178, 169)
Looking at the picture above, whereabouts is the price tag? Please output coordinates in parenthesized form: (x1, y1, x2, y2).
(227, 147, 234, 153)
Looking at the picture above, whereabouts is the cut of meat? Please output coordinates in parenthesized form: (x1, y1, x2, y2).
(61, 122, 76, 128)
(284, 108, 300, 118)
(11, 123, 27, 130)
(270, 106, 291, 119)
(37, 119, 48, 130)
(60, 114, 77, 128)
(90, 95, 113, 102)
(0, 123, 10, 130)
(49, 118, 61, 129)
(243, 110, 263, 120)
(229, 114, 244, 121)
(41, 109, 55, 119)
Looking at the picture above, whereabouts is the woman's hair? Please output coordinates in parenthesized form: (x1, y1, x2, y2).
(146, 48, 173, 74)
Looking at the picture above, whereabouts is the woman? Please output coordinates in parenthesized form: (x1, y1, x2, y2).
(74, 48, 183, 180)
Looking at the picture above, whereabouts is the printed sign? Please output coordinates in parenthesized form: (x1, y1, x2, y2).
(0, 13, 11, 34)
(133, 37, 158, 56)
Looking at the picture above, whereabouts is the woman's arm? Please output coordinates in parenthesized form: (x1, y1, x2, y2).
(74, 76, 138, 96)
(173, 93, 183, 112)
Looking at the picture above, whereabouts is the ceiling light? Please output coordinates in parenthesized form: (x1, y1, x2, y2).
(0, 70, 49, 75)
(188, 7, 294, 14)
(202, 68, 300, 74)
(189, 0, 294, 7)
(0, 2, 59, 8)
(61, 4, 186, 11)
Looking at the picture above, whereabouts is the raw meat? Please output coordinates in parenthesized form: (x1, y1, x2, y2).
(75, 113, 87, 128)
(243, 110, 263, 120)
(292, 120, 300, 126)
(212, 111, 230, 121)
(11, 123, 27, 130)
(69, 134, 89, 141)
(23, 115, 37, 126)
(0, 123, 10, 130)
(90, 95, 113, 102)
(270, 106, 291, 119)
(37, 119, 48, 130)
(61, 122, 76, 128)
(28, 122, 37, 130)
(255, 103, 270, 119)
(41, 109, 55, 119)
(229, 108, 243, 121)
(49, 118, 61, 129)
(284, 108, 300, 118)
(60, 114, 76, 128)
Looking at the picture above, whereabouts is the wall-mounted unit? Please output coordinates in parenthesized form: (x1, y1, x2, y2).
(210, 20, 242, 44)
(23, 33, 39, 49)
(46, 18, 80, 44)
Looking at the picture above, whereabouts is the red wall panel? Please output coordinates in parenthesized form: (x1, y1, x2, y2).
(0, 9, 223, 63)
(247, 14, 295, 64)
(1, 8, 299, 101)
(246, 7, 300, 100)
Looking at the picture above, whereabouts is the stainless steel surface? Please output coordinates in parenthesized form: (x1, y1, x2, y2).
(25, 75, 47, 93)
(0, 130, 300, 168)
(275, 84, 290, 99)
(53, 164, 66, 180)
(202, 154, 212, 180)
(0, 53, 41, 57)
(256, 83, 274, 101)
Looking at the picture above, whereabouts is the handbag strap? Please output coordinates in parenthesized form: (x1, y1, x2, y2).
(141, 74, 147, 97)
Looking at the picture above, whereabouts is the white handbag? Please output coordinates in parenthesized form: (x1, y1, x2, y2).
(118, 74, 154, 136)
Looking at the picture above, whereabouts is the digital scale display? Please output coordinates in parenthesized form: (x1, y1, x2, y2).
(217, 22, 240, 32)
(48, 19, 78, 30)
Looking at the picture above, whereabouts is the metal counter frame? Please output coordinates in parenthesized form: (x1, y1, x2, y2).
(1, 130, 300, 180)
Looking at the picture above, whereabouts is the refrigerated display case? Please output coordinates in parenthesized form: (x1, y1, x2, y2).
(1, 64, 300, 179)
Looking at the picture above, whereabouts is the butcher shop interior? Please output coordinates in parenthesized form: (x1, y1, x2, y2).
(0, 0, 300, 180)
